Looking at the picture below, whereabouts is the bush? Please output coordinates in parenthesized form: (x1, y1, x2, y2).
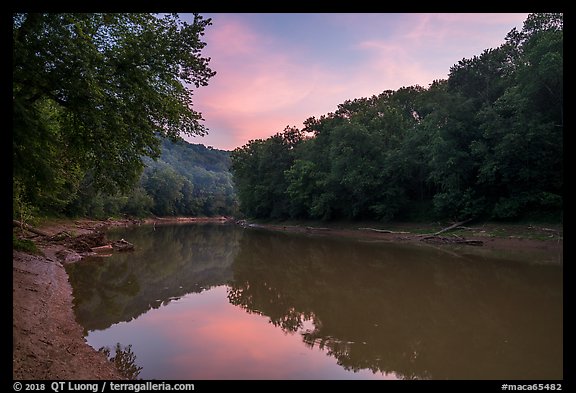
(13, 234, 40, 254)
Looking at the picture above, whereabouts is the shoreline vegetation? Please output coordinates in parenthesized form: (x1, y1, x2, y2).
(13, 216, 563, 379)
(12, 12, 563, 380)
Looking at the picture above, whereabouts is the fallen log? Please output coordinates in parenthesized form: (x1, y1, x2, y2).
(91, 244, 114, 252)
(431, 219, 473, 236)
(112, 239, 135, 252)
(49, 231, 73, 241)
(358, 227, 410, 234)
(420, 235, 483, 246)
(12, 220, 50, 237)
(66, 232, 108, 252)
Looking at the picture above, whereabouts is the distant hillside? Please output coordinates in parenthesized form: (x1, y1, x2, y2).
(140, 138, 238, 217)
(160, 138, 232, 173)
(65, 137, 238, 218)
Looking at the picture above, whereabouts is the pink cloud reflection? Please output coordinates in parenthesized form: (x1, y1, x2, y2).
(139, 286, 394, 380)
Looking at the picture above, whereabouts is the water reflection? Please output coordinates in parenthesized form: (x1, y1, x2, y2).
(66, 224, 241, 332)
(228, 229, 562, 380)
(98, 343, 143, 380)
(67, 224, 562, 380)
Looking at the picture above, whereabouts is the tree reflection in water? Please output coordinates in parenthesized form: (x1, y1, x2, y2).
(227, 229, 562, 380)
(68, 224, 562, 380)
(67, 223, 242, 333)
(99, 343, 143, 380)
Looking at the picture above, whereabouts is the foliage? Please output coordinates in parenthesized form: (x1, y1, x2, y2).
(13, 13, 215, 214)
(231, 13, 562, 222)
(13, 234, 40, 254)
(13, 179, 39, 232)
(231, 127, 304, 218)
(66, 139, 237, 218)
(148, 138, 237, 216)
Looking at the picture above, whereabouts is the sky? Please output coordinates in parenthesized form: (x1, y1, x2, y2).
(180, 13, 529, 151)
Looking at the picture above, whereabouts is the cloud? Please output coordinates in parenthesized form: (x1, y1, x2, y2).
(203, 16, 261, 57)
(190, 13, 529, 150)
(192, 15, 328, 149)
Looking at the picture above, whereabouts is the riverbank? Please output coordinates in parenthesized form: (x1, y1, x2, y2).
(242, 219, 563, 257)
(13, 216, 231, 380)
(13, 220, 126, 380)
(12, 216, 563, 379)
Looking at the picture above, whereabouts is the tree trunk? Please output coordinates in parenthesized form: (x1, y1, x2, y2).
(13, 220, 50, 237)
(431, 219, 473, 236)
(358, 228, 410, 234)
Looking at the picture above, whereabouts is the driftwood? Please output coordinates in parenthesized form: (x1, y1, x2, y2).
(91, 240, 134, 253)
(13, 220, 50, 237)
(91, 244, 114, 252)
(430, 219, 473, 236)
(358, 227, 410, 234)
(91, 239, 134, 252)
(111, 239, 135, 252)
(420, 235, 483, 246)
(49, 231, 73, 241)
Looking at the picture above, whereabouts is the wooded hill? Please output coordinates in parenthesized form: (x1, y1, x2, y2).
(13, 14, 221, 220)
(231, 13, 563, 223)
(12, 13, 562, 224)
(67, 138, 237, 218)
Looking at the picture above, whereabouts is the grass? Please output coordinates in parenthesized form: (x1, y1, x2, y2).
(13, 233, 42, 255)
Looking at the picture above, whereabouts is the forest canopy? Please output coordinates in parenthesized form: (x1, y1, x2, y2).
(66, 138, 237, 218)
(12, 13, 562, 223)
(230, 13, 563, 222)
(13, 13, 215, 216)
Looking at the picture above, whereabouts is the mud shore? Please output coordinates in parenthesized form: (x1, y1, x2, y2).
(242, 220, 563, 262)
(12, 217, 562, 379)
(12, 217, 229, 380)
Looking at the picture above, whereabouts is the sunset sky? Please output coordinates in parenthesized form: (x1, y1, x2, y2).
(181, 13, 529, 151)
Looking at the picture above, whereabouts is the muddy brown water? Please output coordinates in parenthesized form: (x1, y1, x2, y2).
(65, 223, 563, 380)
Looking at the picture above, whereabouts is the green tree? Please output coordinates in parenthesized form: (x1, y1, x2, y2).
(142, 163, 186, 216)
(123, 186, 154, 217)
(475, 13, 563, 219)
(230, 13, 562, 223)
(231, 127, 304, 218)
(140, 138, 237, 217)
(13, 13, 215, 212)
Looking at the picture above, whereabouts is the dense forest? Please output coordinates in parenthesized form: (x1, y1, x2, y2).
(13, 13, 221, 220)
(231, 13, 563, 222)
(13, 13, 562, 224)
(66, 138, 237, 218)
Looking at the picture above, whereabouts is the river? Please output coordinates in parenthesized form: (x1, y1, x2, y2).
(65, 223, 563, 380)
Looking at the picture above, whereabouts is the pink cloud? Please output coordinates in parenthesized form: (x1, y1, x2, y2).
(191, 18, 327, 149)
(399, 13, 529, 52)
(190, 13, 529, 151)
(203, 16, 261, 57)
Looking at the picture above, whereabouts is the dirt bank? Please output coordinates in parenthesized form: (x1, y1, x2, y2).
(12, 217, 562, 380)
(12, 216, 233, 380)
(13, 220, 126, 380)
(241, 222, 563, 255)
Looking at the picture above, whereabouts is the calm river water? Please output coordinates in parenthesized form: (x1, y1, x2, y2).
(66, 223, 563, 380)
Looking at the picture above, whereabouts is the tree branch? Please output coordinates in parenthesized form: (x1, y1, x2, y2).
(13, 220, 50, 237)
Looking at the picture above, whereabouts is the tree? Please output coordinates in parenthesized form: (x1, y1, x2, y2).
(231, 127, 304, 218)
(474, 13, 563, 219)
(142, 163, 185, 216)
(13, 13, 215, 212)
(230, 13, 562, 223)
